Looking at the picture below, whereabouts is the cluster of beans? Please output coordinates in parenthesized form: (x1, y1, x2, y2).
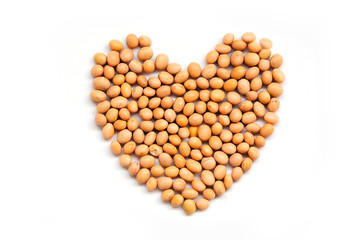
(90, 33, 284, 215)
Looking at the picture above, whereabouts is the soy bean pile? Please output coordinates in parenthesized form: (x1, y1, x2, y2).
(90, 33, 284, 215)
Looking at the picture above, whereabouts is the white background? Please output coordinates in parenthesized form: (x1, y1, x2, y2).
(0, 0, 360, 239)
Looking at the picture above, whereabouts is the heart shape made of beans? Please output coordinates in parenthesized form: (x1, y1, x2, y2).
(90, 32, 284, 215)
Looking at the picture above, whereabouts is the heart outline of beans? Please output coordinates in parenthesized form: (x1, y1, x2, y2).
(90, 33, 284, 215)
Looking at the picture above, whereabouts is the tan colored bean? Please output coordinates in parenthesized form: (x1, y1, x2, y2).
(95, 113, 107, 127)
(244, 53, 260, 66)
(143, 60, 155, 73)
(244, 132, 255, 146)
(232, 167, 243, 181)
(144, 131, 156, 146)
(237, 142, 250, 154)
(128, 161, 140, 176)
(113, 120, 126, 131)
(136, 168, 150, 184)
(173, 178, 187, 191)
(155, 53, 169, 70)
(245, 67, 260, 80)
(270, 53, 283, 68)
(260, 123, 274, 138)
(183, 199, 196, 215)
(174, 154, 186, 168)
(246, 123, 261, 133)
(242, 32, 256, 43)
(230, 66, 246, 80)
(186, 160, 202, 173)
(91, 65, 103, 77)
(188, 62, 201, 78)
(119, 154, 132, 167)
(133, 128, 144, 144)
(165, 166, 179, 178)
(129, 60, 143, 73)
(217, 67, 230, 79)
(224, 174, 233, 190)
(213, 181, 226, 196)
(218, 54, 230, 68)
(171, 194, 184, 208)
(110, 140, 121, 155)
(267, 83, 283, 97)
(229, 153, 243, 167)
(139, 35, 152, 47)
(214, 151, 229, 165)
(196, 198, 210, 210)
(116, 63, 129, 75)
(214, 165, 227, 180)
(264, 112, 279, 124)
(184, 90, 199, 102)
(150, 165, 164, 178)
(123, 141, 136, 154)
(105, 108, 118, 123)
(157, 177, 173, 190)
(120, 48, 134, 62)
(179, 168, 194, 182)
(140, 121, 154, 132)
(139, 155, 155, 168)
(241, 157, 252, 172)
(203, 189, 216, 200)
(206, 50, 219, 64)
(202, 64, 217, 79)
(258, 91, 271, 104)
(178, 127, 190, 139)
(101, 122, 114, 140)
(146, 177, 157, 191)
(272, 69, 285, 83)
(216, 43, 232, 53)
(167, 63, 181, 74)
(90, 90, 107, 102)
(255, 136, 266, 148)
(134, 144, 149, 157)
(182, 189, 199, 199)
(192, 179, 206, 192)
(107, 51, 120, 66)
(201, 157, 216, 170)
(161, 189, 175, 201)
(94, 52, 107, 65)
(201, 170, 215, 186)
(242, 111, 257, 124)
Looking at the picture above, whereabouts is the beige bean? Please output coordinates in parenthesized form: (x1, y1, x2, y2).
(196, 198, 210, 210)
(95, 113, 107, 127)
(136, 168, 150, 184)
(186, 160, 202, 173)
(183, 199, 196, 215)
(214, 165, 227, 180)
(155, 53, 169, 70)
(201, 170, 215, 186)
(128, 161, 140, 176)
(224, 174, 233, 190)
(232, 167, 243, 181)
(139, 155, 155, 168)
(102, 123, 114, 140)
(192, 179, 206, 192)
(213, 181, 226, 196)
(119, 154, 132, 167)
(182, 189, 199, 199)
(173, 178, 187, 191)
(146, 177, 157, 191)
(157, 177, 173, 190)
(171, 194, 184, 208)
(150, 165, 164, 178)
(161, 189, 175, 201)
